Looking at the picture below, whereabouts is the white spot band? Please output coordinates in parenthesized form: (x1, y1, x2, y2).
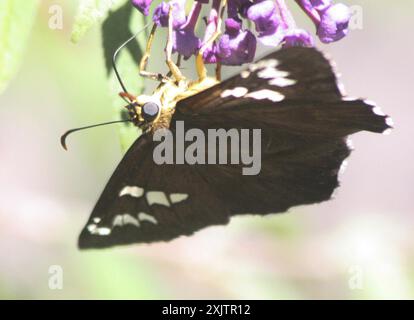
(245, 89, 285, 102)
(146, 191, 170, 207)
(119, 186, 144, 198)
(221, 87, 248, 98)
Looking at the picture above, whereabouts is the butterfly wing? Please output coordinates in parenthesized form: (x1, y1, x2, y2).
(78, 47, 391, 249)
(78, 133, 232, 249)
(177, 47, 344, 114)
(172, 47, 391, 215)
(176, 47, 389, 136)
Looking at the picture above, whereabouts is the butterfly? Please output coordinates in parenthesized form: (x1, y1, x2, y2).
(76, 46, 391, 249)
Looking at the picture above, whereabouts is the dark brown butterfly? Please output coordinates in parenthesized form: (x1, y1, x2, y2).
(76, 47, 391, 249)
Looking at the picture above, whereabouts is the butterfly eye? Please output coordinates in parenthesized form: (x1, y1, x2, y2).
(141, 102, 160, 122)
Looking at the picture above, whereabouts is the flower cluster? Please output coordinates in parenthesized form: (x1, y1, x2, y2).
(131, 0, 351, 65)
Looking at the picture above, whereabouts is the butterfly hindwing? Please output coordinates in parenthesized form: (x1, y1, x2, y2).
(78, 134, 231, 249)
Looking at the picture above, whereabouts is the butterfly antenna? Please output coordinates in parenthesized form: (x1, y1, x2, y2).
(113, 22, 151, 100)
(61, 119, 132, 151)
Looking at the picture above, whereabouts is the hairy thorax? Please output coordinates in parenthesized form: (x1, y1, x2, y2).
(135, 76, 219, 132)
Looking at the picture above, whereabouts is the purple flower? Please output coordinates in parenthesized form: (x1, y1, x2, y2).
(310, 0, 332, 11)
(317, 3, 351, 43)
(225, 17, 242, 32)
(152, 2, 169, 27)
(130, 0, 353, 66)
(172, 2, 203, 58)
(283, 29, 314, 48)
(295, 0, 351, 43)
(153, 0, 186, 28)
(201, 0, 221, 63)
(227, 0, 252, 19)
(294, 0, 325, 25)
(173, 30, 201, 59)
(218, 18, 257, 65)
(247, 1, 278, 35)
(203, 46, 218, 64)
(152, 0, 202, 59)
(246, 0, 284, 46)
(131, 0, 153, 16)
(202, 25, 219, 65)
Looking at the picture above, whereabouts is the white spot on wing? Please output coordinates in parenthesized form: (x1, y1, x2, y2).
(385, 117, 394, 127)
(336, 80, 347, 96)
(113, 215, 123, 227)
(113, 214, 140, 227)
(221, 87, 248, 98)
(87, 224, 97, 233)
(241, 70, 250, 78)
(339, 160, 348, 175)
(257, 68, 289, 79)
(268, 77, 297, 87)
(93, 217, 101, 223)
(96, 227, 111, 235)
(342, 96, 359, 101)
(123, 214, 140, 227)
(249, 59, 279, 72)
(383, 117, 394, 135)
(119, 185, 144, 198)
(170, 193, 189, 204)
(146, 191, 170, 207)
(364, 99, 377, 107)
(346, 137, 354, 151)
(87, 224, 111, 236)
(245, 89, 285, 102)
(138, 212, 158, 225)
(372, 106, 385, 116)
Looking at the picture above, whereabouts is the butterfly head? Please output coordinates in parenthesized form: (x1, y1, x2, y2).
(125, 82, 192, 131)
(126, 97, 162, 128)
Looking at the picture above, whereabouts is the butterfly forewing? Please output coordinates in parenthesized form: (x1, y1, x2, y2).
(79, 47, 391, 249)
(176, 47, 342, 114)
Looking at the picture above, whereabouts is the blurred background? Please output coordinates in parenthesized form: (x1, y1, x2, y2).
(0, 0, 413, 299)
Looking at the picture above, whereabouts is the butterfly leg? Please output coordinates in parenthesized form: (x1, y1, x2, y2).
(215, 61, 222, 81)
(139, 24, 172, 82)
(165, 7, 184, 82)
(166, 54, 182, 78)
(195, 0, 227, 81)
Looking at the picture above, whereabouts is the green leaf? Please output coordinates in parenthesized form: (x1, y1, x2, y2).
(102, 3, 147, 152)
(0, 0, 39, 95)
(72, 0, 147, 151)
(71, 0, 127, 43)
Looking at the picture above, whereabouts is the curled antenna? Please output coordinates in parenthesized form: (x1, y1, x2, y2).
(61, 119, 131, 150)
(61, 25, 150, 151)
(112, 22, 151, 97)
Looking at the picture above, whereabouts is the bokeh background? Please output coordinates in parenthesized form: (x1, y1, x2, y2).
(0, 0, 413, 299)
